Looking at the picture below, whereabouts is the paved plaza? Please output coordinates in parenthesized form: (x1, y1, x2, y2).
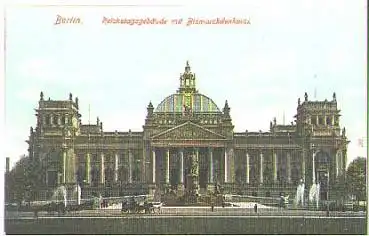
(5, 203, 366, 219)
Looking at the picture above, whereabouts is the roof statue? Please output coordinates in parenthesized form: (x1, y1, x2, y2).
(333, 92, 336, 102)
(298, 97, 301, 106)
(185, 60, 191, 73)
(223, 100, 230, 116)
(147, 101, 154, 116)
(304, 92, 308, 102)
(69, 93, 73, 101)
(40, 91, 44, 101)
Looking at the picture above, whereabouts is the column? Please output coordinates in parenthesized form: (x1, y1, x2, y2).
(316, 116, 319, 125)
(335, 151, 340, 177)
(85, 153, 91, 184)
(114, 153, 119, 182)
(128, 150, 133, 183)
(100, 153, 105, 184)
(195, 148, 199, 175)
(208, 148, 214, 183)
(312, 151, 316, 183)
(50, 114, 54, 126)
(45, 171, 49, 186)
(287, 152, 291, 183)
(302, 150, 306, 182)
(165, 149, 170, 184)
(259, 151, 263, 184)
(194, 148, 199, 193)
(224, 148, 228, 183)
(324, 115, 327, 125)
(179, 149, 184, 184)
(245, 152, 250, 184)
(57, 115, 61, 126)
(152, 149, 156, 183)
(273, 151, 278, 183)
(62, 149, 67, 183)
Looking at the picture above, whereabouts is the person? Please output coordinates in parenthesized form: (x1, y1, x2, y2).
(280, 195, 284, 208)
(211, 201, 215, 212)
(121, 200, 127, 213)
(254, 203, 258, 213)
(99, 194, 103, 209)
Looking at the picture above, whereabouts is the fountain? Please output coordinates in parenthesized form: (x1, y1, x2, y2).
(309, 182, 320, 209)
(294, 179, 305, 207)
(71, 184, 82, 205)
(50, 185, 67, 207)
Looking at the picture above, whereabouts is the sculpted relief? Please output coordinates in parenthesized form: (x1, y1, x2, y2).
(153, 122, 225, 140)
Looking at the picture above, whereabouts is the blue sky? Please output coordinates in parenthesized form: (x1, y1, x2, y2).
(4, 0, 367, 168)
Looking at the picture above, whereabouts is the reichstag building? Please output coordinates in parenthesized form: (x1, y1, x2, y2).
(27, 61, 349, 200)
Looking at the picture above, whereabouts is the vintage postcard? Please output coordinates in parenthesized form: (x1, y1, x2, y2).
(3, 0, 367, 234)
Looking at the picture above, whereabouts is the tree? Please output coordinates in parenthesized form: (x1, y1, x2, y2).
(346, 157, 367, 201)
(6, 155, 44, 203)
(6, 155, 29, 203)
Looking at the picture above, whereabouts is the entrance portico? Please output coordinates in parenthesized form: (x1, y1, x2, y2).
(151, 146, 234, 193)
(149, 121, 232, 193)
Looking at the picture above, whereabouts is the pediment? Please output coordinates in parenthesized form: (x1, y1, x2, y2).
(151, 121, 226, 140)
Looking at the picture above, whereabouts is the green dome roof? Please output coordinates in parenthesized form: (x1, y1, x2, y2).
(155, 61, 221, 113)
(155, 93, 220, 113)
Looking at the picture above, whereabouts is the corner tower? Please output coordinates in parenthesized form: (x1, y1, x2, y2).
(31, 92, 81, 186)
(295, 92, 349, 199)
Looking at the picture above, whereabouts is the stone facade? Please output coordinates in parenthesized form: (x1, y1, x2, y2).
(27, 61, 349, 200)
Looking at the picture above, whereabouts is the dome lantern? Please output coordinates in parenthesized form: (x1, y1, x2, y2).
(178, 61, 197, 94)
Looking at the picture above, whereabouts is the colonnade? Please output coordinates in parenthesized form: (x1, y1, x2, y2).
(243, 150, 296, 184)
(81, 150, 134, 185)
(57, 147, 341, 188)
(149, 147, 302, 187)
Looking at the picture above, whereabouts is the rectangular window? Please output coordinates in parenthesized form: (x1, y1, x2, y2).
(47, 171, 58, 187)
(202, 98, 209, 112)
(319, 117, 323, 125)
(194, 96, 201, 111)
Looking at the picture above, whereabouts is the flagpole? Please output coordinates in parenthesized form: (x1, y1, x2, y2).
(314, 74, 317, 99)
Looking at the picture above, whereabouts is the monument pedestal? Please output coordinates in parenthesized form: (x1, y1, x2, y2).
(207, 184, 215, 194)
(177, 184, 185, 196)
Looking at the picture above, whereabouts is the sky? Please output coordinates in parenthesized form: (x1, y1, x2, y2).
(3, 0, 368, 169)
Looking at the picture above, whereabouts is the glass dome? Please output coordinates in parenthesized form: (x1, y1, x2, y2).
(155, 93, 220, 113)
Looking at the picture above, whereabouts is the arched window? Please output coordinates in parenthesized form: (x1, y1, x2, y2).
(53, 115, 58, 125)
(91, 167, 99, 187)
(105, 166, 114, 186)
(326, 117, 331, 125)
(119, 166, 128, 183)
(76, 166, 84, 185)
(45, 115, 50, 125)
